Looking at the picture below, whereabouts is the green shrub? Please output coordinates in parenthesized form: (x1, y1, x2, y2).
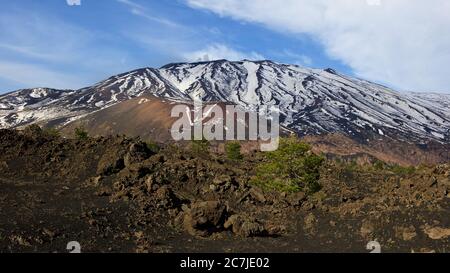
(74, 127, 89, 141)
(191, 138, 210, 155)
(389, 164, 415, 175)
(43, 127, 60, 138)
(146, 141, 160, 154)
(373, 160, 385, 171)
(370, 160, 415, 175)
(251, 136, 324, 194)
(225, 141, 243, 161)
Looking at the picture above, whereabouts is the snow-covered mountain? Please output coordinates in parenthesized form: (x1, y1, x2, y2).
(1, 60, 449, 143)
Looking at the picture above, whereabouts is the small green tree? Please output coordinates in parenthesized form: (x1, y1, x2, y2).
(191, 138, 210, 155)
(251, 136, 324, 194)
(74, 127, 89, 141)
(225, 141, 243, 161)
(373, 160, 385, 171)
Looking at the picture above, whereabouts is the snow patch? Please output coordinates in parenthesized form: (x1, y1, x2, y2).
(242, 61, 260, 105)
(138, 98, 149, 105)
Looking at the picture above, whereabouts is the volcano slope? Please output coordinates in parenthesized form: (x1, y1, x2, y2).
(0, 127, 449, 253)
(54, 95, 450, 166)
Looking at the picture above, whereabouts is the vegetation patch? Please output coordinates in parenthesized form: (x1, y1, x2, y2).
(74, 127, 89, 141)
(225, 141, 243, 161)
(251, 136, 324, 194)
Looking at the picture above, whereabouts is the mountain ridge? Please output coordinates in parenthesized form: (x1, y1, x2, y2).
(1, 60, 450, 144)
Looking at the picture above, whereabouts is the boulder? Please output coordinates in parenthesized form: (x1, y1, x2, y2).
(394, 225, 417, 241)
(249, 188, 266, 203)
(145, 175, 155, 192)
(97, 152, 125, 175)
(224, 214, 266, 237)
(213, 175, 232, 186)
(124, 142, 153, 167)
(303, 213, 318, 235)
(210, 175, 234, 192)
(154, 186, 178, 208)
(183, 201, 226, 237)
(288, 191, 306, 207)
(360, 219, 375, 238)
(423, 225, 450, 240)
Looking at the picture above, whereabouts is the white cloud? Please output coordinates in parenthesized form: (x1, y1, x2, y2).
(183, 44, 264, 62)
(186, 0, 450, 92)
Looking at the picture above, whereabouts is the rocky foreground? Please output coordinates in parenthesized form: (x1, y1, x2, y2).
(0, 127, 449, 253)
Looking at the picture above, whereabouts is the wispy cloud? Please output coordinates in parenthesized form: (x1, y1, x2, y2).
(117, 0, 181, 28)
(0, 61, 82, 89)
(0, 9, 135, 91)
(116, 0, 144, 10)
(0, 12, 92, 64)
(0, 43, 60, 62)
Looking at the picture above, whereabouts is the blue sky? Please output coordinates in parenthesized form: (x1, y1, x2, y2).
(1, 0, 449, 93)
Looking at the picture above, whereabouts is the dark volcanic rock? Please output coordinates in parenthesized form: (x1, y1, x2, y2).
(183, 201, 226, 237)
(224, 214, 266, 237)
(124, 142, 153, 167)
(0, 128, 449, 253)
